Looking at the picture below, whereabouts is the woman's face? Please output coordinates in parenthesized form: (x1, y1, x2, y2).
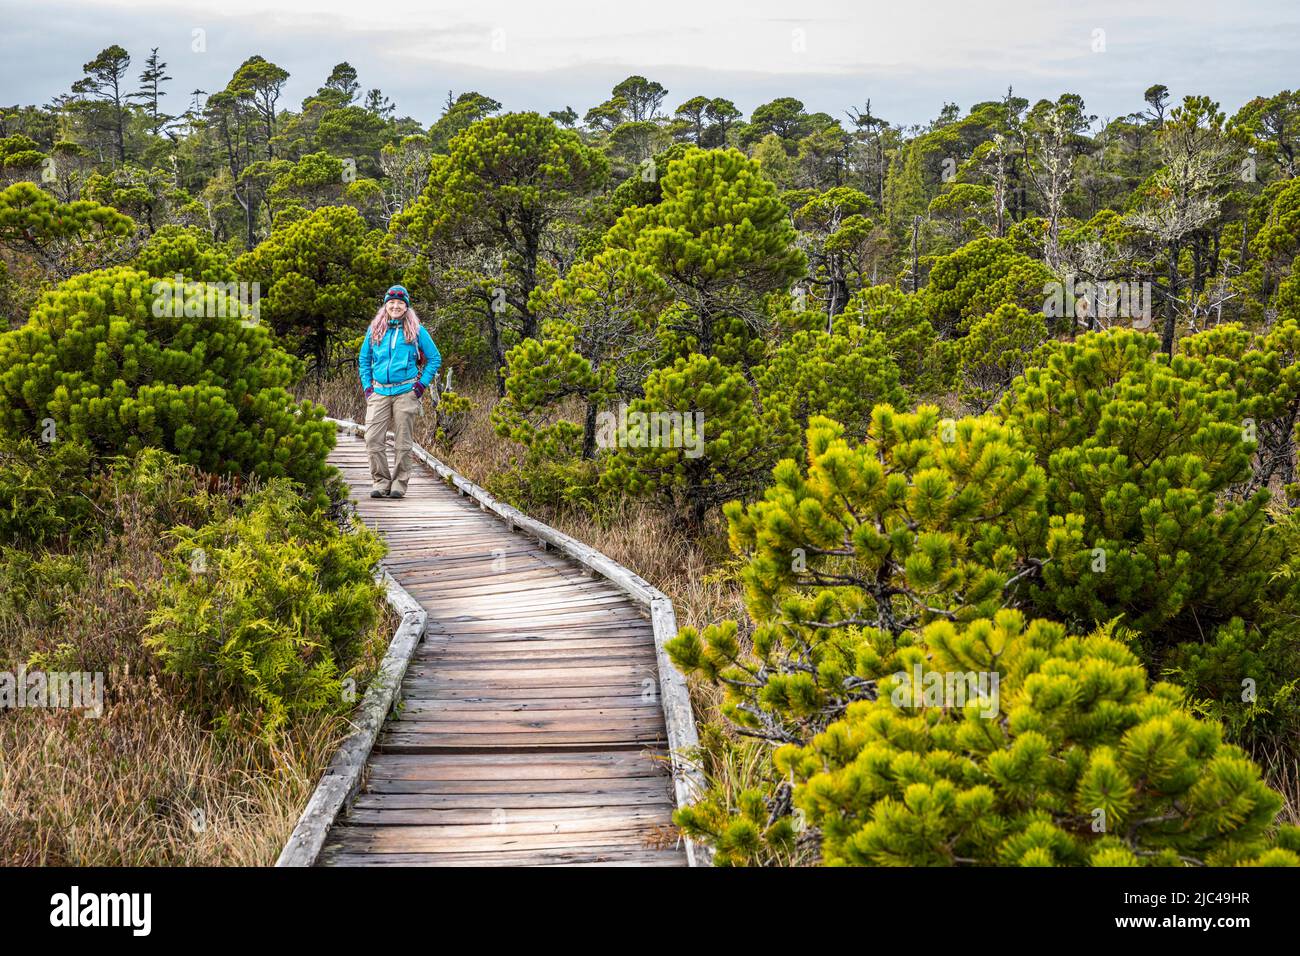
(385, 298, 408, 319)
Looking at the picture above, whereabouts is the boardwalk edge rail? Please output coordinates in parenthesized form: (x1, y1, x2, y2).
(316, 415, 714, 867)
(275, 567, 426, 867)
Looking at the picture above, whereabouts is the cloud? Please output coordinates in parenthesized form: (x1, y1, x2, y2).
(1, 0, 1296, 126)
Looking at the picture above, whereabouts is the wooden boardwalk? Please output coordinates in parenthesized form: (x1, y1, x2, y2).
(314, 427, 689, 866)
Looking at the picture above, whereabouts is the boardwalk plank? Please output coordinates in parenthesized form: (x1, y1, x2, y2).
(351, 789, 673, 810)
(327, 824, 672, 853)
(361, 776, 672, 796)
(342, 805, 673, 826)
(313, 429, 686, 867)
(318, 848, 686, 867)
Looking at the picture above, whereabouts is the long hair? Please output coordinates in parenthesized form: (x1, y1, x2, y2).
(368, 302, 422, 346)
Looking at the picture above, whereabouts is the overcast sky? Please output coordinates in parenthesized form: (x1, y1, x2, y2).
(1, 0, 1296, 128)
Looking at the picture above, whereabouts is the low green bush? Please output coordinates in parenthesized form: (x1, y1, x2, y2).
(0, 436, 96, 549)
(0, 266, 336, 498)
(485, 457, 614, 520)
(676, 610, 1300, 866)
(145, 480, 387, 736)
(668, 412, 1299, 865)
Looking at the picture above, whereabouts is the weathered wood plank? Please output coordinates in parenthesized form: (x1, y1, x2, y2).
(414, 593, 639, 617)
(404, 654, 657, 672)
(275, 571, 427, 867)
(365, 751, 670, 778)
(342, 807, 673, 828)
(326, 824, 673, 853)
(318, 847, 686, 867)
(396, 681, 655, 700)
(371, 740, 667, 756)
(360, 775, 672, 795)
(351, 789, 674, 810)
(412, 636, 657, 655)
(289, 421, 704, 867)
(397, 695, 663, 713)
(379, 730, 667, 748)
(387, 709, 666, 727)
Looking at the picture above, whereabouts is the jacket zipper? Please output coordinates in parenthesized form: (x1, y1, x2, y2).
(382, 327, 412, 387)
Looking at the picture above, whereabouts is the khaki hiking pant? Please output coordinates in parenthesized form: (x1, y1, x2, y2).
(364, 388, 421, 495)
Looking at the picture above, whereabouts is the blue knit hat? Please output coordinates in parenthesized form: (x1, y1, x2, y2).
(383, 284, 410, 306)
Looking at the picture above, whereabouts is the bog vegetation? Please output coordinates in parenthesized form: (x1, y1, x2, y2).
(3, 49, 1300, 864)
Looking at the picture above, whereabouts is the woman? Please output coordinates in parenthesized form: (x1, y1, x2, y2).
(358, 285, 442, 499)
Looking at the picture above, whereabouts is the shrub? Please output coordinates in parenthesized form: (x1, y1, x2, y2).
(602, 353, 796, 526)
(1167, 508, 1300, 750)
(922, 237, 1055, 336)
(430, 388, 474, 450)
(667, 408, 1046, 750)
(771, 612, 1300, 867)
(492, 324, 605, 462)
(233, 204, 390, 373)
(999, 328, 1275, 645)
(145, 480, 387, 736)
(0, 181, 135, 280)
(493, 249, 666, 460)
(0, 547, 89, 637)
(837, 285, 952, 399)
(756, 327, 906, 444)
(667, 410, 1299, 865)
(0, 266, 336, 497)
(604, 146, 805, 366)
(957, 303, 1048, 411)
(1178, 319, 1300, 503)
(485, 457, 612, 519)
(133, 225, 237, 282)
(0, 435, 96, 549)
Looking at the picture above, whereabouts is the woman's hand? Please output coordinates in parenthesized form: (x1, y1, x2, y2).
(413, 383, 426, 398)
(364, 385, 374, 398)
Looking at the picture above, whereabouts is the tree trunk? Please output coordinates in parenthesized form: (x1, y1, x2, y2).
(829, 275, 849, 320)
(689, 491, 707, 529)
(582, 401, 598, 460)
(911, 217, 920, 294)
(521, 230, 540, 340)
(488, 305, 506, 397)
(113, 80, 125, 164)
(698, 299, 715, 358)
(244, 197, 256, 249)
(1161, 242, 1181, 356)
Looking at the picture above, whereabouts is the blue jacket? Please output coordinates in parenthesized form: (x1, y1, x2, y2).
(359, 323, 442, 397)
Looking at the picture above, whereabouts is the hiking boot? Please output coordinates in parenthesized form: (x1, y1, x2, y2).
(370, 488, 388, 498)
(389, 488, 405, 499)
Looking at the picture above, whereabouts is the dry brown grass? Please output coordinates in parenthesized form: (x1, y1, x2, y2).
(0, 677, 345, 865)
(1252, 740, 1300, 827)
(0, 459, 397, 866)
